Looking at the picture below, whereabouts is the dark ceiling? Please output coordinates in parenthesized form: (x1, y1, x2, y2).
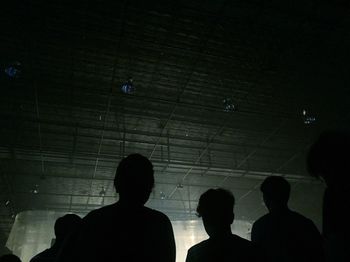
(1, 0, 349, 237)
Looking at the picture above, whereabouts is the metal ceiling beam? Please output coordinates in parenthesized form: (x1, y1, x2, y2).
(149, 0, 232, 160)
(84, 2, 128, 210)
(218, 120, 285, 187)
(1, 111, 296, 145)
(84, 0, 130, 209)
(34, 82, 45, 179)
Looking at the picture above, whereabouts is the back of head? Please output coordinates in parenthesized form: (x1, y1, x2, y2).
(0, 254, 21, 262)
(197, 188, 235, 225)
(261, 176, 290, 207)
(114, 153, 154, 205)
(307, 130, 350, 188)
(54, 214, 81, 242)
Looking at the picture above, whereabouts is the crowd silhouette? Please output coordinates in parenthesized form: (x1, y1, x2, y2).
(2, 130, 349, 262)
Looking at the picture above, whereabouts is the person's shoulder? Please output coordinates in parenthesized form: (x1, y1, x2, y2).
(289, 210, 314, 224)
(253, 213, 270, 227)
(186, 240, 210, 262)
(83, 203, 117, 223)
(30, 249, 51, 262)
(231, 234, 255, 247)
(30, 254, 40, 262)
(231, 234, 250, 242)
(142, 206, 171, 221)
(230, 235, 263, 261)
(188, 239, 210, 253)
(288, 210, 320, 231)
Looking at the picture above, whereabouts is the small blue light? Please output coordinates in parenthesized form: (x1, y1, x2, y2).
(5, 66, 18, 78)
(121, 84, 131, 94)
(121, 78, 135, 94)
(4, 62, 21, 78)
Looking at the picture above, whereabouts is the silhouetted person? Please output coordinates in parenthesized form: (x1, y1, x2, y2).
(67, 153, 176, 262)
(186, 188, 260, 262)
(0, 254, 21, 262)
(0, 230, 12, 257)
(251, 176, 324, 262)
(30, 214, 81, 262)
(307, 130, 350, 262)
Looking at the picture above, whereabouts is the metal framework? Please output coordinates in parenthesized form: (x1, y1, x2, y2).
(1, 0, 349, 236)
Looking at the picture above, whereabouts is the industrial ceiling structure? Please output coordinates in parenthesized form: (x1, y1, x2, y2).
(1, 0, 349, 237)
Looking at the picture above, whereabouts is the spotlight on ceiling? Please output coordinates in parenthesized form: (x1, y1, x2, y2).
(99, 186, 106, 197)
(121, 77, 135, 94)
(4, 61, 21, 78)
(302, 109, 316, 125)
(5, 200, 10, 207)
(304, 117, 316, 125)
(31, 184, 39, 194)
(160, 191, 166, 200)
(223, 98, 236, 112)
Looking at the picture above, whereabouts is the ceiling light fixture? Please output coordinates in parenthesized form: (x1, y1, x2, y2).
(223, 98, 235, 112)
(31, 184, 39, 194)
(121, 77, 135, 94)
(160, 191, 166, 200)
(4, 61, 21, 78)
(99, 186, 106, 197)
(304, 117, 316, 124)
(302, 109, 316, 125)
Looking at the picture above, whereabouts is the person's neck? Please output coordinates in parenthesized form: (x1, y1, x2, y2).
(269, 205, 289, 214)
(209, 228, 232, 239)
(117, 199, 144, 208)
(51, 240, 62, 250)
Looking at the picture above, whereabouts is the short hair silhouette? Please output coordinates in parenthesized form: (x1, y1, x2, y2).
(197, 188, 235, 222)
(59, 153, 176, 262)
(260, 176, 290, 205)
(186, 188, 260, 262)
(252, 176, 324, 262)
(0, 254, 21, 262)
(307, 130, 350, 186)
(113, 153, 154, 205)
(54, 214, 81, 242)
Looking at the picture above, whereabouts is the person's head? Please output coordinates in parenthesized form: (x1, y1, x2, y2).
(307, 130, 350, 189)
(197, 188, 235, 237)
(114, 153, 154, 205)
(54, 214, 81, 243)
(0, 254, 21, 262)
(260, 176, 290, 211)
